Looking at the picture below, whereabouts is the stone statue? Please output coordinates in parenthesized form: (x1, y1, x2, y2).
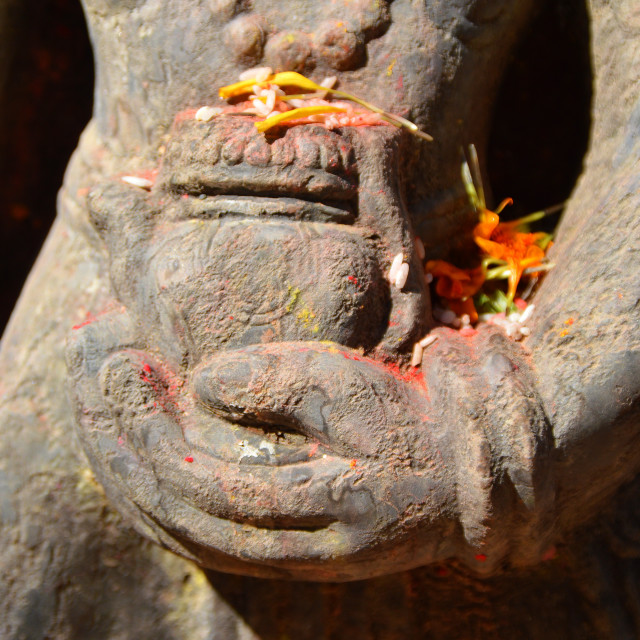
(1, 0, 639, 637)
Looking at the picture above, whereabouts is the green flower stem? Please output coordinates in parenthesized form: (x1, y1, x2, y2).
(326, 89, 434, 141)
(485, 265, 512, 280)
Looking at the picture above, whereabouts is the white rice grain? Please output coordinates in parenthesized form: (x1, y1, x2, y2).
(195, 106, 223, 122)
(121, 176, 153, 189)
(394, 263, 410, 290)
(318, 75, 337, 98)
(419, 335, 438, 348)
(239, 66, 273, 82)
(252, 98, 272, 116)
(519, 303, 535, 324)
(388, 253, 404, 283)
(264, 89, 276, 112)
(321, 76, 337, 89)
(411, 342, 423, 367)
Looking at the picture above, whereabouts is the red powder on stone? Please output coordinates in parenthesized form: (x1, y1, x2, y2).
(380, 361, 425, 386)
(184, 456, 194, 463)
(475, 553, 487, 562)
(137, 167, 159, 184)
(72, 312, 97, 331)
(173, 108, 199, 124)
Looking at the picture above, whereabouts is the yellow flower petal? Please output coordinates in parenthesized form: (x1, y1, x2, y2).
(254, 106, 347, 132)
(219, 72, 325, 100)
(269, 72, 324, 92)
(219, 78, 263, 99)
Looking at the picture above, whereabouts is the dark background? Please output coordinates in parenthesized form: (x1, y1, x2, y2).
(0, 0, 591, 333)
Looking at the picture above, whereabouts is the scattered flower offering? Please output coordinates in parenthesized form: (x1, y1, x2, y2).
(424, 145, 557, 339)
(192, 72, 557, 353)
(196, 68, 433, 139)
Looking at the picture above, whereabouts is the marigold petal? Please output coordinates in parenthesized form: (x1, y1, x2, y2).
(495, 198, 513, 215)
(506, 260, 522, 301)
(525, 244, 545, 260)
(475, 236, 507, 260)
(463, 266, 486, 294)
(436, 277, 464, 299)
(428, 261, 485, 300)
(425, 260, 471, 281)
(474, 210, 500, 240)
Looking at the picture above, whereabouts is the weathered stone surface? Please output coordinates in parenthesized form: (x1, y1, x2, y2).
(0, 0, 639, 637)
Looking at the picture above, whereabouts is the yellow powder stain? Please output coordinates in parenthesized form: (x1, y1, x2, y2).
(297, 307, 316, 326)
(386, 59, 396, 77)
(292, 303, 320, 335)
(286, 287, 319, 334)
(286, 286, 301, 312)
(286, 33, 296, 43)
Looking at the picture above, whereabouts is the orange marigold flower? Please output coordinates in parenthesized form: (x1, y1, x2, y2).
(425, 260, 485, 322)
(473, 201, 548, 300)
(424, 145, 555, 325)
